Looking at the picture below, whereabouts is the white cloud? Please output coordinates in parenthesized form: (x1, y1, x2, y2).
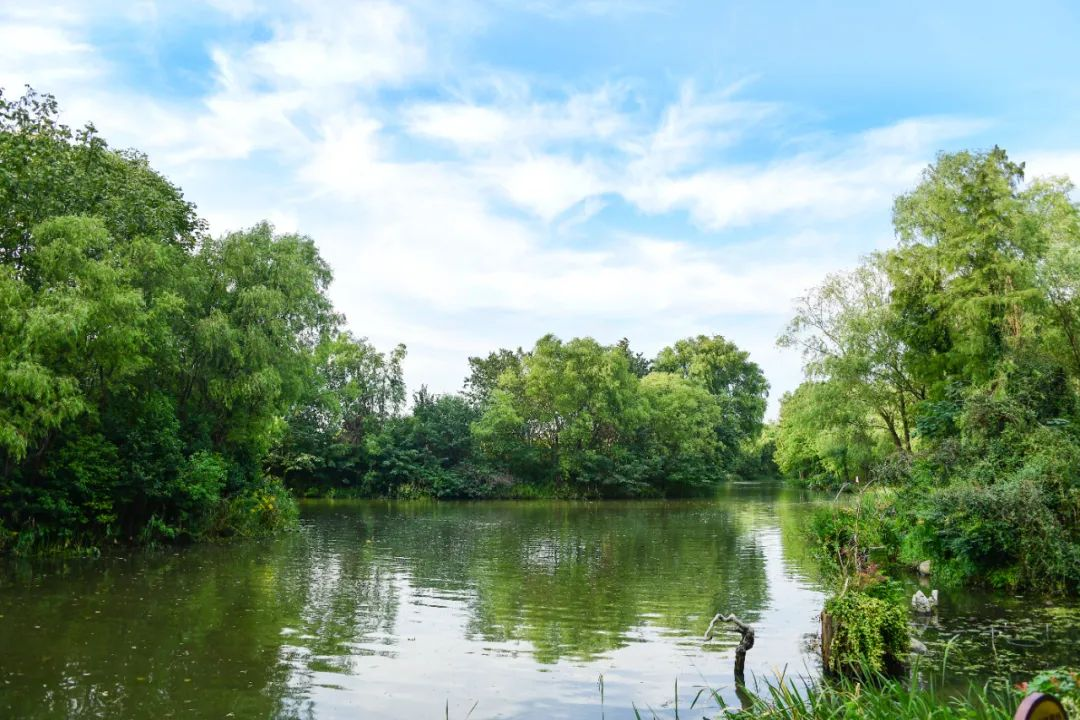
(0, 0, 997, 416)
(405, 103, 512, 146)
(482, 155, 607, 220)
(404, 82, 632, 150)
(623, 117, 980, 231)
(0, 20, 103, 91)
(238, 2, 426, 90)
(625, 82, 778, 175)
(1023, 151, 1080, 187)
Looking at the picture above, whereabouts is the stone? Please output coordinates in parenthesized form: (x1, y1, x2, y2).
(911, 589, 939, 614)
(909, 637, 928, 654)
(918, 560, 932, 575)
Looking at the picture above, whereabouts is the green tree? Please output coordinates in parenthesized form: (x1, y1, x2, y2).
(774, 381, 885, 488)
(464, 347, 525, 407)
(0, 89, 333, 548)
(888, 147, 1044, 395)
(474, 335, 643, 493)
(0, 88, 204, 266)
(653, 335, 769, 447)
(778, 147, 1080, 592)
(780, 257, 921, 453)
(637, 372, 727, 492)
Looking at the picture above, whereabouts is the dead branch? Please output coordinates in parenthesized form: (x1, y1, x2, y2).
(704, 613, 755, 684)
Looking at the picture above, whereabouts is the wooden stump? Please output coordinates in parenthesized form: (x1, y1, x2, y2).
(820, 611, 836, 674)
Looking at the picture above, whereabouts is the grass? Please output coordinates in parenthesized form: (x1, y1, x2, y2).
(629, 663, 1024, 720)
(728, 673, 1015, 719)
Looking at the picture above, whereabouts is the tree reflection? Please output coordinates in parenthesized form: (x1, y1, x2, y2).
(2, 492, 781, 718)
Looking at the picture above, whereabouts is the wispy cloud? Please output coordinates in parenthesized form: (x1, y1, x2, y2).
(2, 0, 1037, 415)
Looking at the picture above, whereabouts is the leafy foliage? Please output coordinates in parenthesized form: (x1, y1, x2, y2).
(0, 89, 334, 549)
(471, 333, 768, 497)
(0, 87, 773, 546)
(1017, 669, 1080, 718)
(778, 147, 1080, 593)
(823, 591, 909, 676)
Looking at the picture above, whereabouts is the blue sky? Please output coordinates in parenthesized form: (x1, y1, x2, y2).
(4, 0, 1080, 415)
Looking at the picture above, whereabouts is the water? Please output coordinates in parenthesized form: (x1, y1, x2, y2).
(1, 481, 1077, 719)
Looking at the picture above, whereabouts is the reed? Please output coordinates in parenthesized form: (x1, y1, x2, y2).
(632, 664, 1020, 719)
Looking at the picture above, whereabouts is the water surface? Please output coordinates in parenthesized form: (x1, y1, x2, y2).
(1, 482, 1077, 718)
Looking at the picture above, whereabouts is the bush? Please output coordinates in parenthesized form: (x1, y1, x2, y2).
(1017, 668, 1080, 718)
(916, 476, 1080, 591)
(808, 489, 900, 584)
(175, 451, 227, 522)
(212, 476, 298, 538)
(431, 465, 495, 499)
(822, 590, 909, 676)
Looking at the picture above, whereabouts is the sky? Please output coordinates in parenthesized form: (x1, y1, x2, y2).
(4, 0, 1080, 416)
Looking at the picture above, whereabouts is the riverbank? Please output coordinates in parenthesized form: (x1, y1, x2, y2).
(0, 477, 298, 557)
(289, 475, 768, 502)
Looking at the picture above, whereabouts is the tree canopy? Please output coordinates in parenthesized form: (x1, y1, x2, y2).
(776, 147, 1080, 592)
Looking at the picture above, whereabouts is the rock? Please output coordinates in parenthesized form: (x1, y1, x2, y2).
(911, 589, 939, 614)
(910, 637, 928, 654)
(918, 560, 932, 576)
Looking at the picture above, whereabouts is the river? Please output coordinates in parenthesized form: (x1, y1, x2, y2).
(1, 481, 1077, 718)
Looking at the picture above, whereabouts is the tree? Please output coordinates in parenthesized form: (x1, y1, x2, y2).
(0, 89, 330, 547)
(637, 372, 727, 491)
(473, 335, 643, 492)
(0, 88, 204, 266)
(617, 337, 652, 378)
(889, 147, 1044, 394)
(464, 348, 524, 406)
(773, 382, 885, 488)
(267, 334, 407, 492)
(653, 335, 769, 447)
(780, 257, 920, 453)
(778, 147, 1080, 591)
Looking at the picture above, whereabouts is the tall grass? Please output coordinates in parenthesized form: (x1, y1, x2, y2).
(729, 672, 1014, 719)
(632, 664, 1018, 719)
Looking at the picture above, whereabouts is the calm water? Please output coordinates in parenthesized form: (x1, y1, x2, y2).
(1, 481, 1078, 719)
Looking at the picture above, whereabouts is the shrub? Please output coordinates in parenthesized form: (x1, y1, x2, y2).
(917, 477, 1080, 591)
(1017, 668, 1080, 718)
(822, 590, 909, 676)
(808, 489, 900, 583)
(174, 451, 227, 523)
(212, 476, 298, 538)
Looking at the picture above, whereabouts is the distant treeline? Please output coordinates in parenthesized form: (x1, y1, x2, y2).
(0, 88, 771, 553)
(275, 333, 771, 501)
(777, 147, 1080, 593)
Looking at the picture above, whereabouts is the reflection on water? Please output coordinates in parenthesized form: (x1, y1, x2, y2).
(1, 482, 1077, 719)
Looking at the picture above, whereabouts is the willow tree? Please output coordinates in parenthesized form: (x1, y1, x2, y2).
(780, 257, 920, 453)
(0, 89, 335, 547)
(473, 335, 643, 492)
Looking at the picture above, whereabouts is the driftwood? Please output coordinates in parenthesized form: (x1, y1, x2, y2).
(705, 613, 755, 684)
